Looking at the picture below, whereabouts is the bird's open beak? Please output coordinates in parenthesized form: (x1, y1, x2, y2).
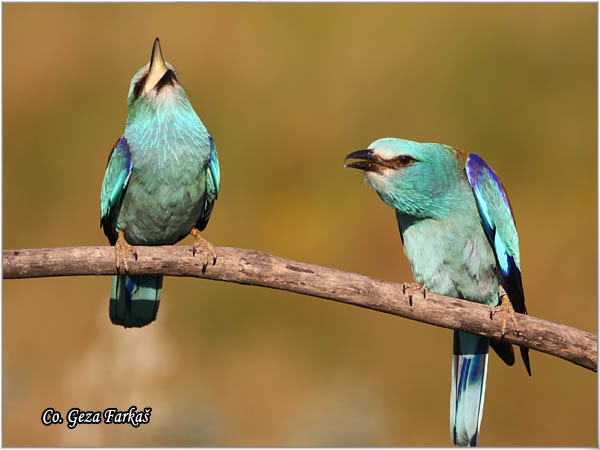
(143, 38, 169, 94)
(344, 149, 392, 173)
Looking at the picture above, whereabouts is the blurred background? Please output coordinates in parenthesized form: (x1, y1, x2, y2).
(3, 3, 597, 446)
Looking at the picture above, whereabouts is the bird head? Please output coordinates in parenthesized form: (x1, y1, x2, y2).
(126, 38, 185, 109)
(345, 137, 466, 220)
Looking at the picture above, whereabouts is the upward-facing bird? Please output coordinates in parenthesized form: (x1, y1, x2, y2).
(345, 138, 530, 446)
(100, 38, 220, 328)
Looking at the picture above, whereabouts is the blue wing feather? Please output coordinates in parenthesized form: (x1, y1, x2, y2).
(100, 137, 132, 235)
(207, 134, 220, 198)
(465, 153, 531, 375)
(195, 134, 220, 231)
(465, 154, 524, 312)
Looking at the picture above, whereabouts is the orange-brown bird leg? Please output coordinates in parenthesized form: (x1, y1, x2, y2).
(190, 228, 217, 273)
(115, 229, 137, 273)
(492, 293, 520, 336)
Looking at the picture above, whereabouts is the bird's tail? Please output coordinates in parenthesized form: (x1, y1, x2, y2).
(450, 331, 490, 447)
(109, 275, 163, 327)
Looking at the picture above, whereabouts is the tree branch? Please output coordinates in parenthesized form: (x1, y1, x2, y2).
(3, 246, 596, 372)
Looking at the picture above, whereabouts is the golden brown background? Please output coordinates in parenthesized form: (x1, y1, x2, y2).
(3, 3, 597, 446)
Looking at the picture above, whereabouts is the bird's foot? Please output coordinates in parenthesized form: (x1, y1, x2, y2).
(190, 228, 217, 273)
(491, 294, 520, 336)
(401, 283, 425, 306)
(115, 229, 137, 273)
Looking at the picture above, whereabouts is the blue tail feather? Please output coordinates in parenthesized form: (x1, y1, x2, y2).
(109, 275, 163, 328)
(450, 331, 489, 447)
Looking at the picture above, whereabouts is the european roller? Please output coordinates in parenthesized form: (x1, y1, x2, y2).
(345, 138, 530, 446)
(100, 38, 220, 328)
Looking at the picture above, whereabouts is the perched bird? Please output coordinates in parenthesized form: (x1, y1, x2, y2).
(345, 138, 530, 446)
(100, 38, 220, 328)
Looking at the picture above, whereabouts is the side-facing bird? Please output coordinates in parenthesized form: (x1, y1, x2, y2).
(345, 138, 530, 446)
(100, 38, 220, 328)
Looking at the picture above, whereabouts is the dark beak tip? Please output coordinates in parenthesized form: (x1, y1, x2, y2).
(345, 149, 375, 161)
(150, 38, 165, 68)
(345, 149, 385, 173)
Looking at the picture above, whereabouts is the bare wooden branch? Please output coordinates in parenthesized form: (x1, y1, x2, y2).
(3, 246, 597, 372)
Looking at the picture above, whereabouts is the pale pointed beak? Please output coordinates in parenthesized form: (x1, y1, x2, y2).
(143, 38, 169, 94)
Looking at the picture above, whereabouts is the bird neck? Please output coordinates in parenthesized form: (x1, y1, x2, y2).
(127, 89, 196, 124)
(124, 93, 208, 151)
(395, 176, 477, 235)
(385, 180, 464, 224)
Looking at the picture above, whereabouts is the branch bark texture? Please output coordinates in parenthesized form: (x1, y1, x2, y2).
(3, 246, 597, 372)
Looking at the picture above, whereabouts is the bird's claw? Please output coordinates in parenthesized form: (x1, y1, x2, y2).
(190, 228, 217, 273)
(115, 229, 137, 274)
(491, 294, 520, 337)
(402, 283, 426, 306)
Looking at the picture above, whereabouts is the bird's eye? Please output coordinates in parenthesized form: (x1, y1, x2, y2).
(395, 155, 415, 166)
